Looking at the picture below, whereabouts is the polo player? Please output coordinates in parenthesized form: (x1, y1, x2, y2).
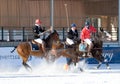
(80, 21, 97, 56)
(32, 19, 51, 54)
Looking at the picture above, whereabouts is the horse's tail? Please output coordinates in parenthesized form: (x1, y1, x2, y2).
(11, 46, 17, 53)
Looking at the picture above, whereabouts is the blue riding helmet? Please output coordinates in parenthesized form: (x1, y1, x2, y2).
(71, 23, 76, 27)
(85, 21, 90, 26)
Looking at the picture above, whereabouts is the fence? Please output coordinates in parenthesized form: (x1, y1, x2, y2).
(0, 26, 33, 42)
(0, 26, 74, 42)
(0, 26, 118, 46)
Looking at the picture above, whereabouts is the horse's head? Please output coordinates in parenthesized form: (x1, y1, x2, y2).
(91, 28, 104, 48)
(45, 30, 60, 48)
(98, 27, 112, 41)
(52, 41, 64, 49)
(92, 27, 112, 43)
(50, 30, 59, 41)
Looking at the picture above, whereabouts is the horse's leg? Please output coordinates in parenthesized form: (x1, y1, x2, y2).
(104, 57, 111, 69)
(76, 62, 84, 72)
(76, 57, 86, 72)
(20, 54, 33, 71)
(93, 54, 104, 69)
(66, 58, 83, 72)
(97, 61, 111, 69)
(105, 62, 111, 69)
(96, 56, 111, 69)
(96, 62, 102, 69)
(63, 58, 72, 70)
(18, 52, 32, 71)
(80, 57, 88, 72)
(66, 58, 72, 65)
(22, 61, 32, 71)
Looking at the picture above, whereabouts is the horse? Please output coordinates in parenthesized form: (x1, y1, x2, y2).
(11, 30, 59, 71)
(49, 28, 111, 71)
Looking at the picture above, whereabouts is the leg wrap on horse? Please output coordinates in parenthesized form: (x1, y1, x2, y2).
(88, 43, 93, 52)
(66, 58, 72, 65)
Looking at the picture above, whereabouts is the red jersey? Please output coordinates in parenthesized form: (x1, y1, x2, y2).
(80, 25, 96, 41)
(89, 25, 97, 33)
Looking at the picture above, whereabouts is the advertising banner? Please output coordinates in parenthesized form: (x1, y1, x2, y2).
(0, 47, 120, 68)
(87, 47, 120, 64)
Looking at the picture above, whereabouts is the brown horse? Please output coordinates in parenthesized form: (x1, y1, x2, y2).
(11, 30, 59, 71)
(49, 28, 111, 71)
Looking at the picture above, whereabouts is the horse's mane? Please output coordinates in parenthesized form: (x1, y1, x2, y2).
(44, 30, 59, 48)
(92, 31, 103, 49)
(45, 30, 58, 41)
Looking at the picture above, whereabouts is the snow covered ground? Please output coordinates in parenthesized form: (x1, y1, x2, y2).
(0, 57, 120, 84)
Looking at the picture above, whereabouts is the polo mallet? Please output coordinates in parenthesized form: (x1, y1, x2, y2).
(64, 4, 70, 32)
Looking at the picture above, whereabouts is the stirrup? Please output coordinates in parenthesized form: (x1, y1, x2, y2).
(82, 53, 86, 57)
(87, 52, 92, 57)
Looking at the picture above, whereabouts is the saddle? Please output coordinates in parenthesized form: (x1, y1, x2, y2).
(64, 38, 81, 48)
(30, 40, 41, 51)
(64, 41, 75, 48)
(79, 41, 94, 57)
(79, 42, 87, 52)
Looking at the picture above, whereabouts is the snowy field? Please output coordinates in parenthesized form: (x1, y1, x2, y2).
(0, 56, 120, 84)
(0, 47, 119, 84)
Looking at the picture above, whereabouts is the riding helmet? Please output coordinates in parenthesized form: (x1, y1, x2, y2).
(71, 23, 76, 27)
(35, 19, 42, 25)
(85, 21, 90, 26)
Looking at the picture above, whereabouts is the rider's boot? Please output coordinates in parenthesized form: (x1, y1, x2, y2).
(87, 52, 92, 57)
(41, 42, 47, 56)
(87, 43, 93, 57)
(32, 40, 36, 44)
(82, 52, 86, 57)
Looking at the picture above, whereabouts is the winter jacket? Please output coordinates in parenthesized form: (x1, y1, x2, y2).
(33, 25, 45, 39)
(67, 29, 78, 40)
(80, 25, 96, 41)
